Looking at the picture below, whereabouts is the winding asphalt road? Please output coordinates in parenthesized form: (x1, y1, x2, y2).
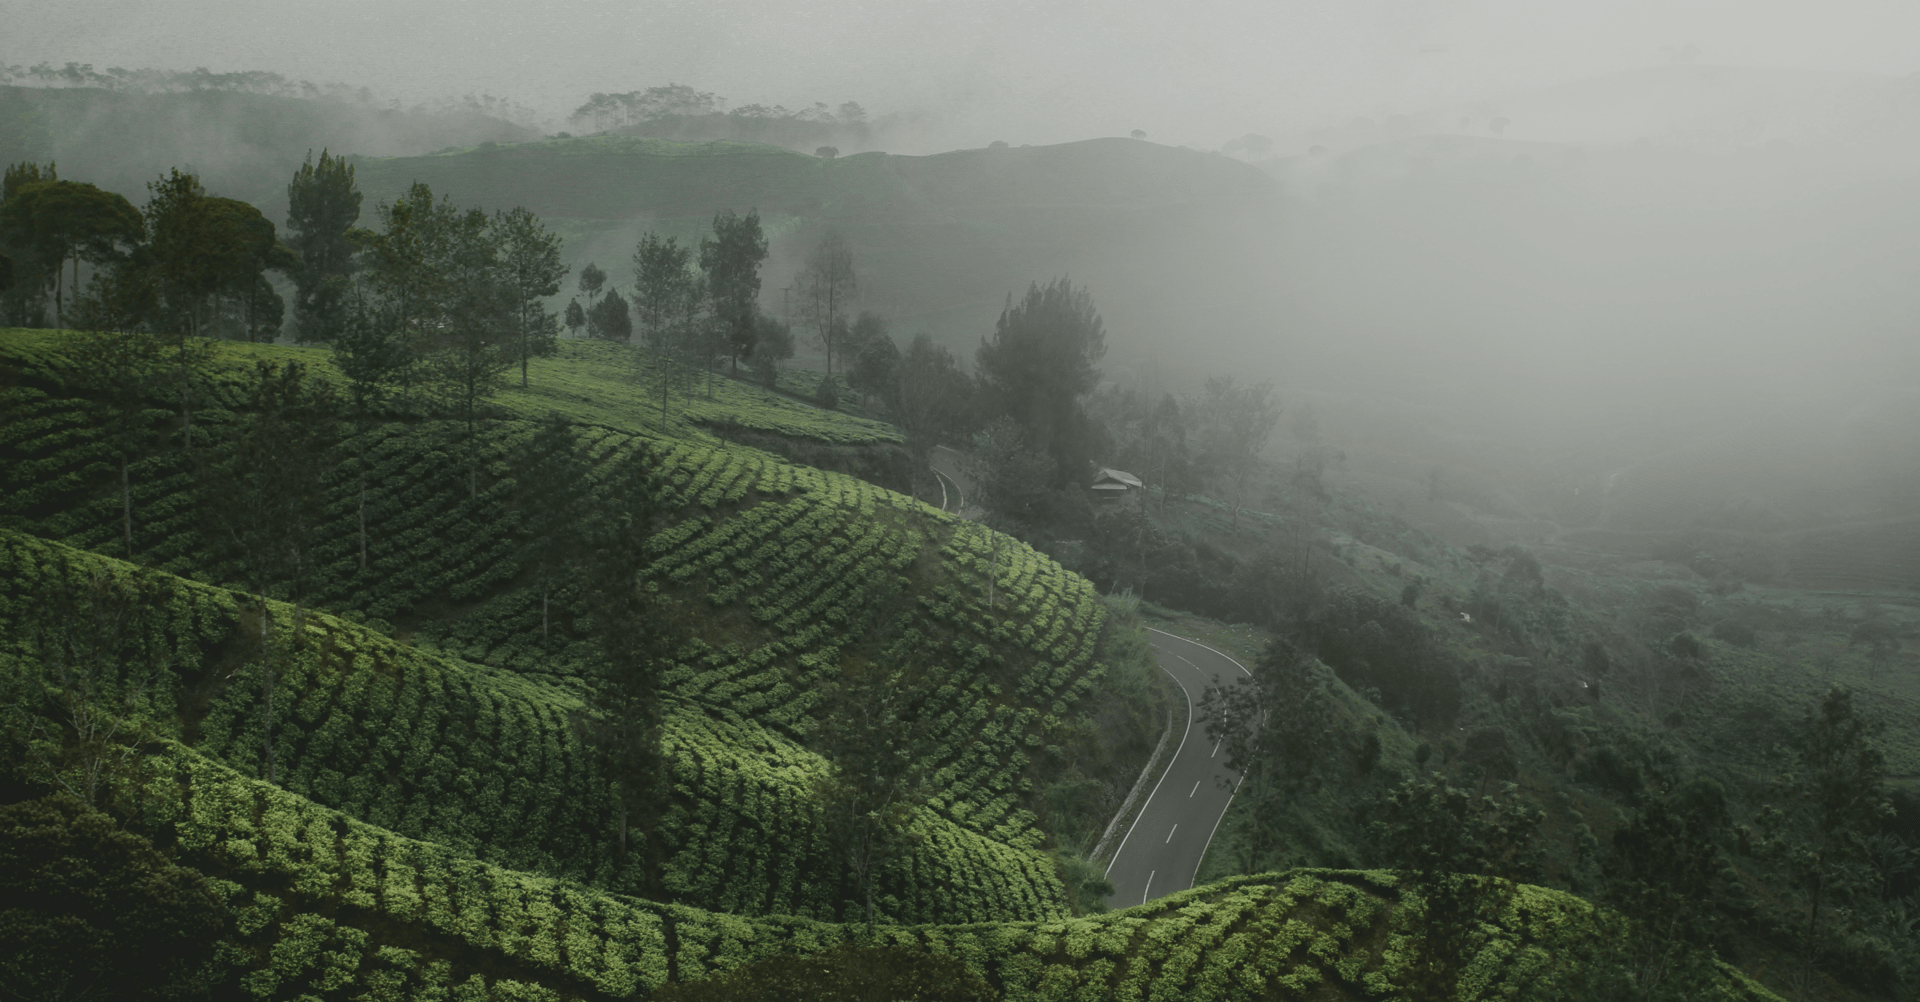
(924, 447, 1252, 905)
(1103, 629, 1253, 908)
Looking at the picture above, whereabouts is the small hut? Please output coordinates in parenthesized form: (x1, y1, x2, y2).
(1090, 467, 1143, 505)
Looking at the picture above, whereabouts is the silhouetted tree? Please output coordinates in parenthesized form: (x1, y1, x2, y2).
(66, 325, 163, 559)
(0, 176, 142, 329)
(199, 360, 340, 784)
(573, 449, 678, 870)
(975, 278, 1107, 485)
(0, 796, 228, 1000)
(577, 261, 606, 307)
(749, 313, 794, 387)
(1197, 375, 1280, 523)
(844, 310, 899, 408)
(700, 208, 768, 372)
(493, 205, 567, 385)
(813, 655, 928, 928)
(1202, 638, 1333, 870)
(1755, 687, 1892, 991)
(587, 286, 632, 341)
(284, 148, 363, 342)
(801, 230, 856, 376)
(564, 297, 585, 337)
(1367, 776, 1544, 999)
(511, 415, 594, 642)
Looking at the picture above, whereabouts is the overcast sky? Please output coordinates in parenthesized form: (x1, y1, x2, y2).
(8, 0, 1920, 149)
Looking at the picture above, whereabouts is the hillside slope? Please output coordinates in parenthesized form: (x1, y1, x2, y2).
(0, 328, 1155, 926)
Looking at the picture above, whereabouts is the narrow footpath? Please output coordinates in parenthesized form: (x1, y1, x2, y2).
(1103, 628, 1252, 908)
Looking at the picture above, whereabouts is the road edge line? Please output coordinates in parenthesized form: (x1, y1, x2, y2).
(1145, 626, 1255, 677)
(1091, 703, 1174, 864)
(1144, 626, 1256, 888)
(1104, 652, 1196, 881)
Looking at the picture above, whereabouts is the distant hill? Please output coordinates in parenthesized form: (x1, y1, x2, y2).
(0, 84, 539, 211)
(350, 135, 1280, 362)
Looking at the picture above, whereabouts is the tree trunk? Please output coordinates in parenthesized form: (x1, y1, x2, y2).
(53, 256, 64, 330)
(260, 596, 275, 785)
(618, 798, 629, 857)
(179, 346, 194, 455)
(1803, 868, 1823, 993)
(120, 455, 133, 559)
(357, 464, 368, 571)
(542, 584, 550, 641)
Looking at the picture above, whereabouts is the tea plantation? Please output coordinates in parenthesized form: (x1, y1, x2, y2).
(0, 328, 1783, 999)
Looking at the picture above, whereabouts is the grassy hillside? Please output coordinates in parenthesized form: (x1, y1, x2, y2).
(0, 538, 1778, 999)
(0, 326, 1798, 998)
(0, 328, 1154, 921)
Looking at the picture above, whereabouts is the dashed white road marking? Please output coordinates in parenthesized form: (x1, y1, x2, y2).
(1165, 824, 1178, 843)
(1189, 780, 1201, 798)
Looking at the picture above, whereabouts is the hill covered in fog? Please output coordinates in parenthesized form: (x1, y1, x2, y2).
(348, 134, 1279, 358)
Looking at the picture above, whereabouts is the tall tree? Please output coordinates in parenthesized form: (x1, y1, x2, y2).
(700, 208, 768, 372)
(1201, 638, 1333, 871)
(800, 230, 856, 376)
(563, 298, 585, 337)
(199, 360, 340, 785)
(844, 310, 899, 409)
(510, 415, 593, 643)
(577, 261, 607, 307)
(632, 231, 696, 427)
(284, 148, 363, 343)
(66, 325, 163, 559)
(360, 182, 459, 415)
(813, 656, 928, 929)
(748, 313, 795, 387)
(975, 278, 1107, 485)
(1755, 687, 1892, 991)
(0, 161, 57, 326)
(428, 206, 513, 498)
(492, 205, 567, 385)
(335, 294, 407, 572)
(893, 333, 973, 460)
(1367, 776, 1545, 999)
(1197, 376, 1281, 524)
(0, 178, 142, 329)
(587, 286, 632, 342)
(145, 170, 294, 340)
(573, 449, 679, 872)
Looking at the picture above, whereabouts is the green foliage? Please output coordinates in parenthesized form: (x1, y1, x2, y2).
(0, 794, 228, 1001)
(655, 942, 997, 1002)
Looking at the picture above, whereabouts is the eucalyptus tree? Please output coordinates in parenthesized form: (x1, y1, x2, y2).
(800, 230, 856, 376)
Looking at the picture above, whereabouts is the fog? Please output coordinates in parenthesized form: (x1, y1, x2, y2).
(8, 0, 1920, 547)
(11, 1, 1920, 149)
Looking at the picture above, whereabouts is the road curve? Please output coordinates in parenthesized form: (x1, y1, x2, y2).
(930, 445, 969, 514)
(1104, 628, 1253, 908)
